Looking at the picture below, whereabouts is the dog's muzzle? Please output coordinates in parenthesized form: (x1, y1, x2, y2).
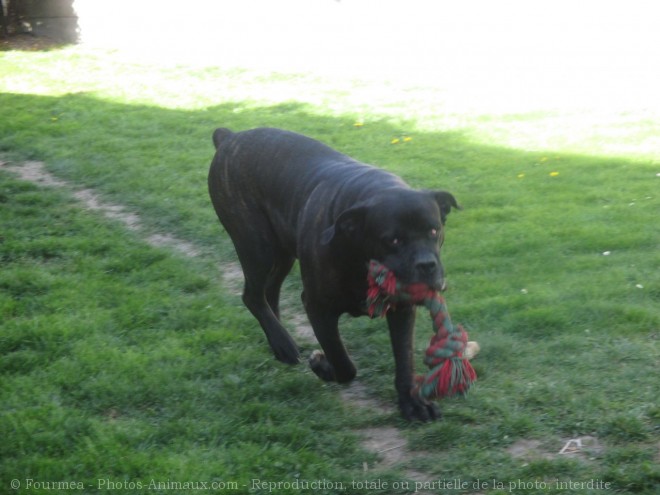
(414, 254, 445, 291)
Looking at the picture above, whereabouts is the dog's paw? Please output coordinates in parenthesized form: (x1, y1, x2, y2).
(269, 337, 301, 365)
(308, 350, 336, 382)
(399, 397, 441, 422)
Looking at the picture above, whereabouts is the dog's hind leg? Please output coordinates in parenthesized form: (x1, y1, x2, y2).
(264, 255, 295, 320)
(239, 248, 300, 364)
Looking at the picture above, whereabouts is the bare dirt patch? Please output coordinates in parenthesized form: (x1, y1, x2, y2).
(3, 160, 68, 187)
(219, 261, 245, 295)
(146, 233, 200, 257)
(361, 427, 410, 467)
(360, 427, 435, 488)
(507, 439, 553, 461)
(507, 436, 604, 463)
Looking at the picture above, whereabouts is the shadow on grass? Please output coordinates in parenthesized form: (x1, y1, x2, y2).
(1, 90, 658, 335)
(2, 91, 658, 259)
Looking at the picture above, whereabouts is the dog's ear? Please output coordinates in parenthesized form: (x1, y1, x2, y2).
(430, 190, 461, 224)
(212, 128, 233, 149)
(320, 205, 369, 245)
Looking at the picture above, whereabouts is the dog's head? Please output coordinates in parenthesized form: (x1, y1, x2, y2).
(321, 189, 459, 290)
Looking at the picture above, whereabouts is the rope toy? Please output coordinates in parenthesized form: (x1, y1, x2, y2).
(366, 260, 477, 400)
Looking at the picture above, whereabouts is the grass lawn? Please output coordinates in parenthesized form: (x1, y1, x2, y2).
(1, 46, 659, 494)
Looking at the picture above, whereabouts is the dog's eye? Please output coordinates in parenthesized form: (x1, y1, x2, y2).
(429, 228, 438, 238)
(383, 235, 401, 247)
(382, 231, 406, 247)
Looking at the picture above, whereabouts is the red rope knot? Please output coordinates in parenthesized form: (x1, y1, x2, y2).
(366, 260, 477, 400)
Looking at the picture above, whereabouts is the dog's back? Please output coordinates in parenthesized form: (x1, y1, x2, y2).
(208, 127, 404, 243)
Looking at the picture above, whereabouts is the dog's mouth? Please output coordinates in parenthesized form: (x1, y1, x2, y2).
(397, 269, 446, 292)
(372, 256, 446, 292)
(419, 275, 446, 293)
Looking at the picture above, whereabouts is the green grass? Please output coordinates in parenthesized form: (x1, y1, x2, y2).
(0, 174, 372, 494)
(1, 46, 660, 494)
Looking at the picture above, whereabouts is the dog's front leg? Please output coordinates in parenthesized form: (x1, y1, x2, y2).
(387, 306, 440, 422)
(306, 308, 357, 384)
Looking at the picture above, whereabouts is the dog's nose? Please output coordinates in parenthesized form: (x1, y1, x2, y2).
(415, 255, 445, 290)
(415, 254, 438, 276)
(416, 260, 437, 275)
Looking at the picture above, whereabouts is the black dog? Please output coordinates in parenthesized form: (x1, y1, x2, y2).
(208, 128, 459, 421)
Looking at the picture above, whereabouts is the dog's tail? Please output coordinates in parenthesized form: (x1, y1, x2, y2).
(212, 128, 233, 149)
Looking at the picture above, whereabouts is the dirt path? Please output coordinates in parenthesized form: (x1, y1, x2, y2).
(0, 159, 434, 487)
